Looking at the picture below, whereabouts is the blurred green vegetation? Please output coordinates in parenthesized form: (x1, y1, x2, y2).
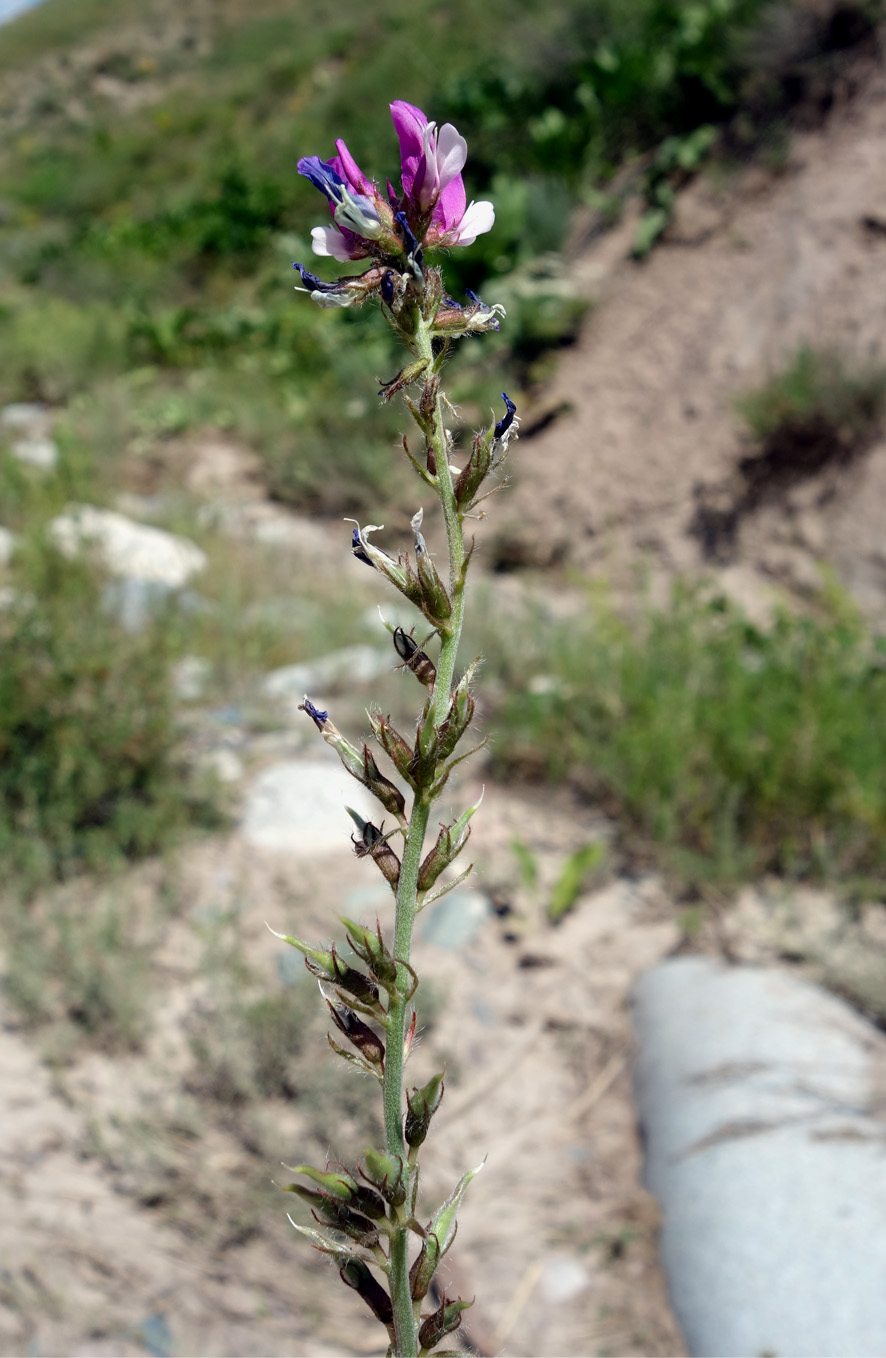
(0, 538, 217, 886)
(2, 0, 841, 514)
(0, 0, 882, 904)
(486, 585, 886, 892)
(737, 345, 886, 454)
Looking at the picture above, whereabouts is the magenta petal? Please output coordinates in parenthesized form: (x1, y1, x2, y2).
(390, 100, 428, 198)
(334, 138, 372, 196)
(434, 173, 467, 232)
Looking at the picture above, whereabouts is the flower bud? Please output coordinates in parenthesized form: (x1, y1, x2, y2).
(303, 943, 380, 1007)
(405, 1071, 444, 1148)
(409, 1233, 441, 1303)
(369, 711, 416, 786)
(419, 1297, 472, 1349)
(287, 1163, 357, 1201)
(347, 521, 424, 608)
(341, 916, 399, 988)
(412, 508, 452, 622)
(454, 428, 494, 508)
(339, 1260, 394, 1330)
(417, 796, 481, 893)
(287, 1162, 387, 1221)
(361, 744, 406, 819)
(284, 1183, 378, 1244)
(361, 1147, 407, 1207)
(378, 357, 429, 403)
(327, 1000, 386, 1071)
(436, 661, 478, 761)
(347, 808, 401, 891)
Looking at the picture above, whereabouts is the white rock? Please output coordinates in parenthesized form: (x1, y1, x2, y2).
(0, 526, 15, 566)
(48, 505, 207, 587)
(262, 645, 390, 701)
(241, 758, 375, 854)
(539, 1255, 592, 1303)
(0, 402, 50, 432)
(172, 655, 213, 701)
(200, 748, 244, 784)
(11, 436, 58, 471)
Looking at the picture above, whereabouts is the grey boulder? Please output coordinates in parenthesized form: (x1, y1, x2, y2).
(632, 956, 886, 1357)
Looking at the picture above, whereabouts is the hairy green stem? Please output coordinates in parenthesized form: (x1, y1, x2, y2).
(383, 308, 469, 1358)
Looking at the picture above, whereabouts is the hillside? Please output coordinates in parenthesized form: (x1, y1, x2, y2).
(499, 45, 886, 628)
(1, 2, 886, 1356)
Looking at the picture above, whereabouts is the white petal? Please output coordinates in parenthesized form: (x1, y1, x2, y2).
(311, 224, 352, 262)
(435, 124, 467, 191)
(452, 200, 495, 247)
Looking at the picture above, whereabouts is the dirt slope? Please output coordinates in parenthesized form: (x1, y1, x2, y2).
(499, 54, 886, 625)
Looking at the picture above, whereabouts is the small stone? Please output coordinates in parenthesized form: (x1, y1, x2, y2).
(172, 655, 213, 701)
(200, 747, 244, 784)
(11, 436, 58, 471)
(241, 758, 376, 854)
(0, 526, 15, 566)
(49, 505, 207, 587)
(419, 889, 491, 950)
(262, 645, 390, 701)
(0, 402, 50, 432)
(539, 1255, 592, 1303)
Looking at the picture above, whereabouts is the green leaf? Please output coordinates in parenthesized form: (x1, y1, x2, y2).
(547, 843, 605, 923)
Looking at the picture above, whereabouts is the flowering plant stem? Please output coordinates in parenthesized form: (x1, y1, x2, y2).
(383, 315, 466, 1357)
(279, 100, 516, 1358)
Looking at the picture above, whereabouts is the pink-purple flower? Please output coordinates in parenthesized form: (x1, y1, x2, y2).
(297, 102, 494, 263)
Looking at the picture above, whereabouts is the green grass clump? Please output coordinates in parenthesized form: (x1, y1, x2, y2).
(737, 345, 886, 458)
(489, 587, 886, 889)
(0, 539, 211, 886)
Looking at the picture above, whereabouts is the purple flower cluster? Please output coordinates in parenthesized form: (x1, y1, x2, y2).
(297, 101, 494, 264)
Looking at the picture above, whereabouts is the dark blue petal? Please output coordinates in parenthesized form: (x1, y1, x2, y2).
(352, 528, 375, 569)
(495, 392, 517, 440)
(394, 211, 424, 273)
(292, 262, 344, 294)
(299, 697, 329, 728)
(381, 271, 395, 306)
(297, 156, 347, 205)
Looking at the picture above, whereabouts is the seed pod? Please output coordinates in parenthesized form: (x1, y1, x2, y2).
(303, 943, 380, 1007)
(417, 796, 482, 893)
(410, 512, 452, 623)
(409, 1233, 441, 1303)
(419, 1296, 472, 1349)
(339, 1260, 394, 1330)
(361, 1147, 407, 1207)
(392, 626, 436, 688)
(362, 744, 406, 819)
(369, 711, 416, 785)
(348, 809, 401, 891)
(341, 916, 399, 988)
(454, 427, 494, 508)
(327, 1001, 385, 1071)
(405, 1071, 444, 1148)
(284, 1184, 377, 1244)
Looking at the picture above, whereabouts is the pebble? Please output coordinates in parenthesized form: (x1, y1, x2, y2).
(240, 758, 375, 854)
(11, 436, 58, 471)
(418, 889, 491, 950)
(261, 645, 390, 704)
